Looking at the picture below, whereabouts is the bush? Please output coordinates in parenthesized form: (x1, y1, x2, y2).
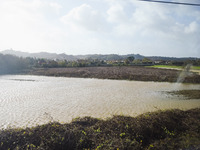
(0, 108, 200, 150)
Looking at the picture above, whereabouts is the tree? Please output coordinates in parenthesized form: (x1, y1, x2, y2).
(142, 58, 153, 64)
(0, 54, 29, 74)
(127, 56, 135, 62)
(125, 56, 135, 65)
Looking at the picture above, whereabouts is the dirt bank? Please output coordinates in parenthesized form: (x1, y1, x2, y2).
(28, 66, 200, 83)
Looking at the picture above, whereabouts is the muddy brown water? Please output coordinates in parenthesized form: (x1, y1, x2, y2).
(0, 75, 200, 129)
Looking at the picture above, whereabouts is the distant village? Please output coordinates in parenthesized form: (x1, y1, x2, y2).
(1, 50, 200, 75)
(36, 56, 199, 68)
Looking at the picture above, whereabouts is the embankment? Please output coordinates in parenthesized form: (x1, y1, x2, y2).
(0, 108, 200, 150)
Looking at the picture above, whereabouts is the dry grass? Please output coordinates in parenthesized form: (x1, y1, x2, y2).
(28, 66, 200, 83)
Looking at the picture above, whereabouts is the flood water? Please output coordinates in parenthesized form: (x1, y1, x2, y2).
(0, 75, 200, 129)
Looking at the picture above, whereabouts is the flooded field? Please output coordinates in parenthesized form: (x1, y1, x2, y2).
(0, 75, 200, 129)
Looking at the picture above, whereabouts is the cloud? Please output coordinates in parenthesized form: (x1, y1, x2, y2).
(59, 0, 200, 56)
(0, 0, 199, 56)
(102, 0, 200, 56)
(107, 4, 127, 23)
(0, 0, 64, 52)
(49, 2, 62, 13)
(184, 21, 199, 34)
(60, 4, 105, 32)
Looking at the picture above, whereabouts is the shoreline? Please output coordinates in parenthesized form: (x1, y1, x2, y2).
(1, 108, 200, 150)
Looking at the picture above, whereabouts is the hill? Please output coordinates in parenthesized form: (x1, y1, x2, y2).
(0, 49, 77, 61)
(1, 49, 199, 61)
(0, 50, 144, 61)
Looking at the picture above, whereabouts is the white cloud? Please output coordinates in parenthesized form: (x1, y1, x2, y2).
(102, 0, 200, 56)
(107, 4, 127, 23)
(49, 2, 62, 13)
(60, 4, 105, 32)
(0, 0, 64, 52)
(0, 0, 199, 57)
(184, 21, 199, 34)
(104, 0, 128, 6)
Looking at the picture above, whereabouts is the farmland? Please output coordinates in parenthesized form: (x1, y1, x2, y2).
(28, 66, 200, 83)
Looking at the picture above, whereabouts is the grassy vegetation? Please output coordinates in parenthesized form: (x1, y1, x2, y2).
(1, 108, 200, 150)
(148, 65, 184, 69)
(149, 65, 200, 70)
(192, 66, 200, 70)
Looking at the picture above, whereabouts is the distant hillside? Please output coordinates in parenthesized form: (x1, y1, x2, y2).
(0, 50, 77, 61)
(76, 54, 144, 60)
(147, 56, 199, 61)
(1, 50, 31, 57)
(0, 49, 199, 61)
(0, 50, 144, 61)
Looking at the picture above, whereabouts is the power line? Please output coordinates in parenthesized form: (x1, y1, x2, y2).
(138, 0, 200, 6)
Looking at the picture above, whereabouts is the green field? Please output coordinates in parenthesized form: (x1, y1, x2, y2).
(192, 66, 200, 70)
(149, 65, 200, 70)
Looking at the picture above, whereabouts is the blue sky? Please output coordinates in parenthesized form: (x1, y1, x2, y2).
(0, 0, 200, 57)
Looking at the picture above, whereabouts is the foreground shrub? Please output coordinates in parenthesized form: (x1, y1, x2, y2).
(0, 108, 200, 150)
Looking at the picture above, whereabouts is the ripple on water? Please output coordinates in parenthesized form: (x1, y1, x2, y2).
(0, 75, 200, 129)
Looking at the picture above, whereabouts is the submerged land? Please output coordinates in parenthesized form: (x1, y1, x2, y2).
(168, 90, 200, 99)
(0, 108, 200, 150)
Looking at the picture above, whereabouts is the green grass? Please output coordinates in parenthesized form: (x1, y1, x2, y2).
(0, 108, 200, 150)
(149, 65, 200, 70)
(148, 65, 183, 69)
(192, 66, 200, 70)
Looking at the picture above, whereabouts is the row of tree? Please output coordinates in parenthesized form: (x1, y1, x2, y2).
(1, 54, 200, 75)
(0, 54, 28, 74)
(0, 54, 111, 74)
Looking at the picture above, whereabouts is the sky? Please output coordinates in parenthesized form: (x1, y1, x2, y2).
(0, 0, 200, 57)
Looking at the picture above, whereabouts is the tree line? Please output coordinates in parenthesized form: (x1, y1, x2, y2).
(0, 54, 28, 74)
(0, 54, 200, 75)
